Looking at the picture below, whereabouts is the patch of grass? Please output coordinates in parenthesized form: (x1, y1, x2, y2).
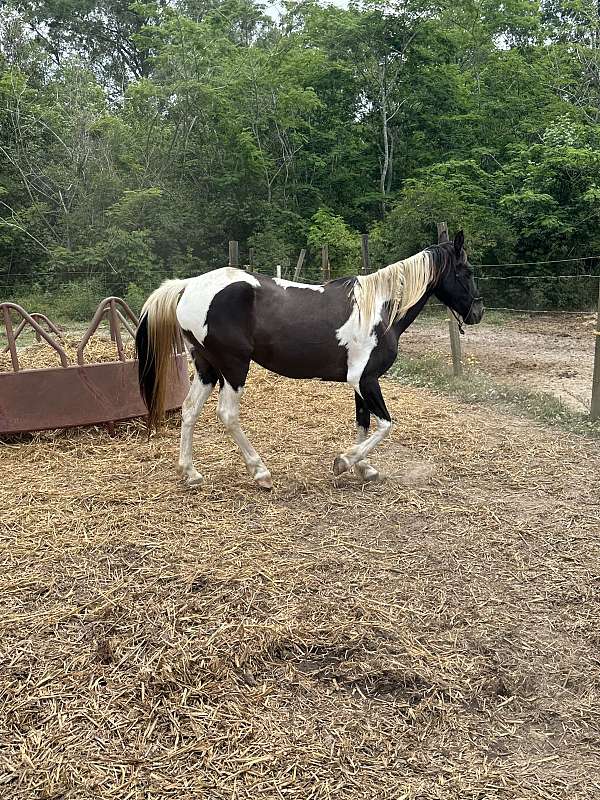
(9, 279, 105, 323)
(418, 305, 516, 327)
(390, 353, 600, 439)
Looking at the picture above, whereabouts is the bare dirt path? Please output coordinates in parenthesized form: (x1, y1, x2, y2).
(401, 313, 597, 411)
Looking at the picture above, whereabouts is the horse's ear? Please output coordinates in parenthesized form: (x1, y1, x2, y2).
(453, 230, 464, 255)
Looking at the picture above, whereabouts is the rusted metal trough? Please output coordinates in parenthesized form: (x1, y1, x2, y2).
(0, 297, 189, 435)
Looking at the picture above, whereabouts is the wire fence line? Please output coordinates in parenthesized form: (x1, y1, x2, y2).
(425, 300, 595, 316)
(477, 274, 600, 281)
(474, 254, 600, 267)
(481, 306, 595, 315)
(2, 237, 600, 318)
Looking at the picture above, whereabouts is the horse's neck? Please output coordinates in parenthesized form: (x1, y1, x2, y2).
(392, 290, 432, 336)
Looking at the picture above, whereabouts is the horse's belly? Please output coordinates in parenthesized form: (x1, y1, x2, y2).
(252, 328, 347, 381)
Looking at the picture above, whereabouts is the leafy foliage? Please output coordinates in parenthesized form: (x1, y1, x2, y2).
(307, 208, 359, 277)
(0, 0, 598, 311)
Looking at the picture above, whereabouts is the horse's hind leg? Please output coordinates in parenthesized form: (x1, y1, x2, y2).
(178, 356, 217, 487)
(353, 392, 380, 482)
(216, 365, 272, 490)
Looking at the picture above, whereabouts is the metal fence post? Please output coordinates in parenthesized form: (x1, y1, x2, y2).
(2, 305, 19, 371)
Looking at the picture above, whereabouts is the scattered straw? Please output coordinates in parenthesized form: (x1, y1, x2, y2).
(1, 365, 599, 799)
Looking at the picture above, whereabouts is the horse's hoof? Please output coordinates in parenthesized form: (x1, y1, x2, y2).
(357, 465, 380, 482)
(255, 474, 273, 490)
(179, 467, 203, 487)
(333, 455, 351, 476)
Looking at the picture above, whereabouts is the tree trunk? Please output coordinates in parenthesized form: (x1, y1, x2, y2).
(379, 58, 390, 218)
(380, 102, 389, 217)
(385, 130, 395, 196)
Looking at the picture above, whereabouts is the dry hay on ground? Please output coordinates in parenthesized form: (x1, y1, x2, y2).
(0, 335, 135, 372)
(1, 366, 599, 800)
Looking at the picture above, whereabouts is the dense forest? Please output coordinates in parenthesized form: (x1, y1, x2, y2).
(0, 0, 599, 315)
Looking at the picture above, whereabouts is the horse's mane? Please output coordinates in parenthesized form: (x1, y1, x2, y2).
(353, 248, 443, 331)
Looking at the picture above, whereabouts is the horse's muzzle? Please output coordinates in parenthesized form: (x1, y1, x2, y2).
(465, 298, 484, 325)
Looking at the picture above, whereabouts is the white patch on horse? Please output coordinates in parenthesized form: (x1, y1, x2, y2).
(335, 293, 383, 392)
(354, 425, 379, 481)
(353, 416, 391, 462)
(273, 278, 324, 292)
(356, 426, 368, 443)
(177, 267, 260, 344)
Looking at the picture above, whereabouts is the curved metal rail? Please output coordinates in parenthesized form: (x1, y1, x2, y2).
(2, 312, 62, 354)
(77, 297, 139, 365)
(1, 303, 69, 370)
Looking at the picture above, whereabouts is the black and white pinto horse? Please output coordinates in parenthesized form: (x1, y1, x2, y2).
(136, 231, 483, 489)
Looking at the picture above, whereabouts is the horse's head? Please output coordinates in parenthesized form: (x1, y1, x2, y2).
(431, 231, 483, 325)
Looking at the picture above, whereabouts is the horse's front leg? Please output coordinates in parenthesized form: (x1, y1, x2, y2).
(353, 391, 380, 482)
(334, 380, 391, 477)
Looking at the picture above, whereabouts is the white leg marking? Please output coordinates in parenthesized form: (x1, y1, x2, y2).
(217, 382, 272, 489)
(354, 425, 380, 482)
(177, 375, 214, 486)
(334, 417, 392, 476)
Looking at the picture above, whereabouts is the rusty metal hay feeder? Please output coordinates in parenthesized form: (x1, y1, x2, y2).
(0, 297, 189, 435)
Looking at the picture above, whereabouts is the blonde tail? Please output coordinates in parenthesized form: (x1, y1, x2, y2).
(135, 279, 189, 432)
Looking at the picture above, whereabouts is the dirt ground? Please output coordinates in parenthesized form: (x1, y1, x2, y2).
(401, 312, 597, 411)
(1, 367, 599, 799)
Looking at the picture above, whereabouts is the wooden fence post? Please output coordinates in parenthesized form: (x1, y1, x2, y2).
(360, 234, 370, 274)
(437, 222, 462, 377)
(591, 279, 600, 421)
(275, 264, 282, 279)
(228, 240, 239, 268)
(294, 248, 306, 281)
(436, 222, 449, 244)
(2, 305, 19, 371)
(248, 247, 255, 268)
(321, 245, 330, 282)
